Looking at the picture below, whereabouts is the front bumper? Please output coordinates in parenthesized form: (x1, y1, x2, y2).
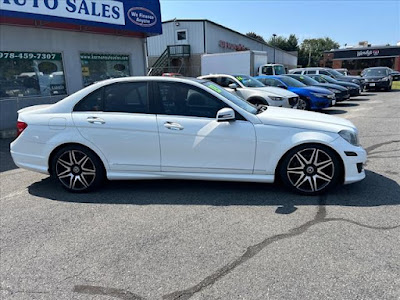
(335, 91, 350, 101)
(365, 81, 391, 89)
(330, 138, 367, 184)
(309, 96, 332, 110)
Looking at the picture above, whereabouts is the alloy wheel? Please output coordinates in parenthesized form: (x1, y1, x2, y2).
(297, 99, 308, 110)
(55, 150, 96, 191)
(286, 148, 334, 193)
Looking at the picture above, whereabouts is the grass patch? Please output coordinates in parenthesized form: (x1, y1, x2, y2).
(392, 81, 400, 90)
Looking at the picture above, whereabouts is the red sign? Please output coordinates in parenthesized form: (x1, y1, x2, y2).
(219, 40, 249, 51)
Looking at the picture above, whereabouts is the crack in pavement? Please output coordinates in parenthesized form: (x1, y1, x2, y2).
(73, 285, 146, 300)
(0, 286, 50, 295)
(162, 195, 400, 300)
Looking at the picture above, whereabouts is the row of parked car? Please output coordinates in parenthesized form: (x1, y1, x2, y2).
(197, 66, 395, 111)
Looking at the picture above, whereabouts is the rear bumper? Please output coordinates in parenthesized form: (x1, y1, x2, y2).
(10, 138, 50, 174)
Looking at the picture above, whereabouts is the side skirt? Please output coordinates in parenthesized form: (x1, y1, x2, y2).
(107, 171, 275, 183)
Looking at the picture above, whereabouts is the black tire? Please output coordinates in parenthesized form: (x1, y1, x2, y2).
(279, 144, 342, 195)
(248, 97, 268, 106)
(51, 145, 105, 192)
(297, 97, 310, 110)
(385, 84, 392, 92)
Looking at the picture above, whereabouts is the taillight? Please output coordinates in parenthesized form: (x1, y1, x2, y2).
(17, 121, 28, 137)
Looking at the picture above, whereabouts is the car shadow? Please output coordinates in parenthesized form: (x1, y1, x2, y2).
(361, 93, 377, 96)
(335, 102, 359, 107)
(28, 170, 399, 209)
(322, 109, 348, 115)
(348, 97, 370, 102)
(0, 138, 17, 173)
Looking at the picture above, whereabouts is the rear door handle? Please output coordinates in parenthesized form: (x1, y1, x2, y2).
(87, 117, 105, 124)
(164, 122, 184, 130)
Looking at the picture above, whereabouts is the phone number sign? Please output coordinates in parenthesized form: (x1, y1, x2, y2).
(0, 51, 62, 60)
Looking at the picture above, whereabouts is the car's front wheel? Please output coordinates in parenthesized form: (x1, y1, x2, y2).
(279, 144, 341, 195)
(52, 145, 105, 192)
(297, 97, 309, 110)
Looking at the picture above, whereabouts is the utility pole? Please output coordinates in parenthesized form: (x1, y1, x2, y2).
(273, 34, 277, 64)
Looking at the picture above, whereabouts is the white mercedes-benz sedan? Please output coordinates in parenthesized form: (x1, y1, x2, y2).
(11, 77, 366, 195)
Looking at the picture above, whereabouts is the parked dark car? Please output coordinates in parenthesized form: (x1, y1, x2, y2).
(285, 74, 350, 102)
(389, 69, 400, 81)
(361, 67, 393, 91)
(255, 75, 334, 110)
(309, 74, 361, 96)
(289, 67, 365, 89)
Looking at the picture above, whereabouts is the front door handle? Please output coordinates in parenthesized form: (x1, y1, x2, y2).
(87, 117, 105, 124)
(164, 122, 184, 130)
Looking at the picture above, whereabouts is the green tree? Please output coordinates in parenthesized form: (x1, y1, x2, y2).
(246, 32, 265, 43)
(298, 37, 340, 67)
(267, 34, 299, 52)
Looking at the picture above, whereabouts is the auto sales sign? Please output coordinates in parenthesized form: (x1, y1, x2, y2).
(0, 0, 162, 35)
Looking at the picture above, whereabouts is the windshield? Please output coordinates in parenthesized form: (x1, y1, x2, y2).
(327, 69, 344, 77)
(202, 81, 257, 115)
(234, 75, 265, 87)
(274, 65, 286, 75)
(288, 75, 319, 85)
(320, 75, 339, 84)
(278, 76, 307, 87)
(364, 69, 388, 77)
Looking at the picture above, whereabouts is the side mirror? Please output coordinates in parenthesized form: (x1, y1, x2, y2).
(278, 85, 287, 89)
(228, 83, 238, 90)
(216, 108, 235, 122)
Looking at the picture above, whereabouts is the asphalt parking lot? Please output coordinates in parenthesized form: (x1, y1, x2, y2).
(1, 90, 399, 300)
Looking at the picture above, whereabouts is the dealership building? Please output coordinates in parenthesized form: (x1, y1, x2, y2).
(0, 0, 162, 134)
(146, 19, 298, 77)
(322, 45, 400, 75)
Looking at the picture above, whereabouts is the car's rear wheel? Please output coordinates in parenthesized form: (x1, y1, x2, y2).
(52, 145, 104, 192)
(279, 144, 341, 195)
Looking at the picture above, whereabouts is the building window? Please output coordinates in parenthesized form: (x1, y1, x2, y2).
(0, 51, 66, 99)
(176, 30, 187, 41)
(80, 53, 131, 87)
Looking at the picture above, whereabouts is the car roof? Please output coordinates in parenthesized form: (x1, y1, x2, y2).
(364, 67, 389, 70)
(89, 76, 208, 86)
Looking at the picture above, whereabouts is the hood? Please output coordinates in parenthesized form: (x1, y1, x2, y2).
(363, 76, 386, 80)
(315, 83, 347, 91)
(256, 106, 356, 133)
(339, 75, 362, 80)
(299, 86, 333, 94)
(336, 81, 359, 89)
(251, 86, 299, 98)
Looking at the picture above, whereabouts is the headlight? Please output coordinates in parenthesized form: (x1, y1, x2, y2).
(339, 130, 359, 146)
(380, 76, 389, 81)
(328, 88, 340, 93)
(352, 79, 360, 84)
(310, 92, 326, 98)
(269, 96, 283, 101)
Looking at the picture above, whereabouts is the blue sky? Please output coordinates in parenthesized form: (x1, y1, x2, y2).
(159, 0, 400, 47)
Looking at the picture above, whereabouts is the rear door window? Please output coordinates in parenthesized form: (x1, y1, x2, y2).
(104, 82, 148, 113)
(74, 88, 103, 112)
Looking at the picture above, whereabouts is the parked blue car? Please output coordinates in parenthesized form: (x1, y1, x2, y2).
(255, 75, 335, 110)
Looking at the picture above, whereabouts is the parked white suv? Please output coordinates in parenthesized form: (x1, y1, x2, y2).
(199, 74, 299, 108)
